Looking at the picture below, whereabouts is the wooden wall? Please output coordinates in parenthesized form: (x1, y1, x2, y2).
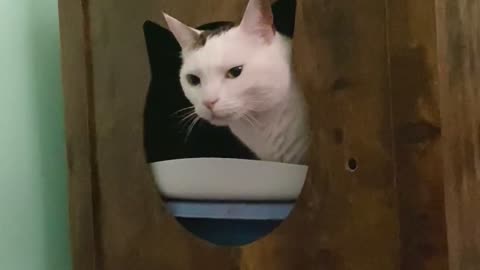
(388, 1, 449, 269)
(58, 0, 480, 269)
(436, 1, 480, 269)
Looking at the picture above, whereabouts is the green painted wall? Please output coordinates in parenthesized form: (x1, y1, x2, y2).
(0, 0, 71, 269)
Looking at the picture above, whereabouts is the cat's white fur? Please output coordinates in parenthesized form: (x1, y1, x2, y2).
(164, 0, 309, 164)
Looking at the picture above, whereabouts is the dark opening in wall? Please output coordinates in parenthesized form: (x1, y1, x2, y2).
(143, 0, 305, 246)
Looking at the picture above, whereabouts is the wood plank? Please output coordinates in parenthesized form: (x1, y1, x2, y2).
(387, 0, 449, 269)
(241, 0, 400, 268)
(88, 1, 245, 269)
(436, 1, 480, 269)
(57, 0, 98, 269)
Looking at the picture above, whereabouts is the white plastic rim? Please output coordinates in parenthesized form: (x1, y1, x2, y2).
(150, 158, 308, 201)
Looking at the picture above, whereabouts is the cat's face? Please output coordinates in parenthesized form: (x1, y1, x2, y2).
(164, 0, 292, 126)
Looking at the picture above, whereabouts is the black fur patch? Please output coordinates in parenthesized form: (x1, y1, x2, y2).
(193, 22, 235, 48)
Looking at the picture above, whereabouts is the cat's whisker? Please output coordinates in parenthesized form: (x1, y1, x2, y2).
(248, 113, 262, 127)
(242, 115, 256, 129)
(242, 113, 261, 130)
(179, 111, 196, 123)
(178, 118, 195, 131)
(184, 116, 200, 143)
(178, 110, 195, 119)
(245, 112, 264, 130)
(171, 106, 195, 117)
(178, 112, 197, 130)
(176, 111, 196, 129)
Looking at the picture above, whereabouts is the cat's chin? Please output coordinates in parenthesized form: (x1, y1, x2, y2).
(199, 115, 231, 126)
(207, 118, 230, 127)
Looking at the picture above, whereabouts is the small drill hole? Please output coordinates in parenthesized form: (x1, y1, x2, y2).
(346, 158, 358, 172)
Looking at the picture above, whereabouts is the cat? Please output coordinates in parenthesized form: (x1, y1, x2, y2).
(163, 0, 309, 164)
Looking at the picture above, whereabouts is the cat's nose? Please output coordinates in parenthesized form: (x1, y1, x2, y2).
(203, 99, 219, 110)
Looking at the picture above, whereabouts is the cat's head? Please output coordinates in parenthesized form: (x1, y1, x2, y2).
(164, 0, 292, 126)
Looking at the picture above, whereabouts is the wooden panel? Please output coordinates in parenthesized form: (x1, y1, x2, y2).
(60, 0, 402, 269)
(87, 1, 245, 269)
(241, 0, 400, 268)
(58, 0, 98, 269)
(387, 0, 449, 269)
(436, 1, 480, 269)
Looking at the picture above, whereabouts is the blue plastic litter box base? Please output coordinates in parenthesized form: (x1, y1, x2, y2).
(177, 218, 283, 246)
(166, 200, 295, 246)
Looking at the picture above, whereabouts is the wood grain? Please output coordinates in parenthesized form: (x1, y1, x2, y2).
(240, 0, 400, 269)
(58, 0, 98, 269)
(58, 0, 480, 269)
(87, 1, 244, 269)
(436, 1, 480, 269)
(387, 0, 449, 269)
(60, 0, 402, 268)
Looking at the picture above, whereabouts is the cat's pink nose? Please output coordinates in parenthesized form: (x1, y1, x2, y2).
(203, 99, 219, 110)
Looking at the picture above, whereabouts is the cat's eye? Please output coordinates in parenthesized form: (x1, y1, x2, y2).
(226, 65, 243, 79)
(186, 74, 201, 86)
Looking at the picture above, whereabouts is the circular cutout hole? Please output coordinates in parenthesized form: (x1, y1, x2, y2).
(143, 3, 304, 246)
(346, 158, 358, 172)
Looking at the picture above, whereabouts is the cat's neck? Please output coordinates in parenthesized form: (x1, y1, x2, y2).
(229, 82, 309, 163)
(255, 87, 304, 127)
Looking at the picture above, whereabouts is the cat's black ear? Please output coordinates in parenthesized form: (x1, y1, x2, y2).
(272, 0, 296, 38)
(163, 13, 201, 49)
(239, 0, 275, 43)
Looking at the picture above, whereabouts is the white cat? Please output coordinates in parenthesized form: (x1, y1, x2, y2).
(163, 0, 309, 164)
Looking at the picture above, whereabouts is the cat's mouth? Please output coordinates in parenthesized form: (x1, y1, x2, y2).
(197, 109, 235, 126)
(199, 112, 232, 126)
